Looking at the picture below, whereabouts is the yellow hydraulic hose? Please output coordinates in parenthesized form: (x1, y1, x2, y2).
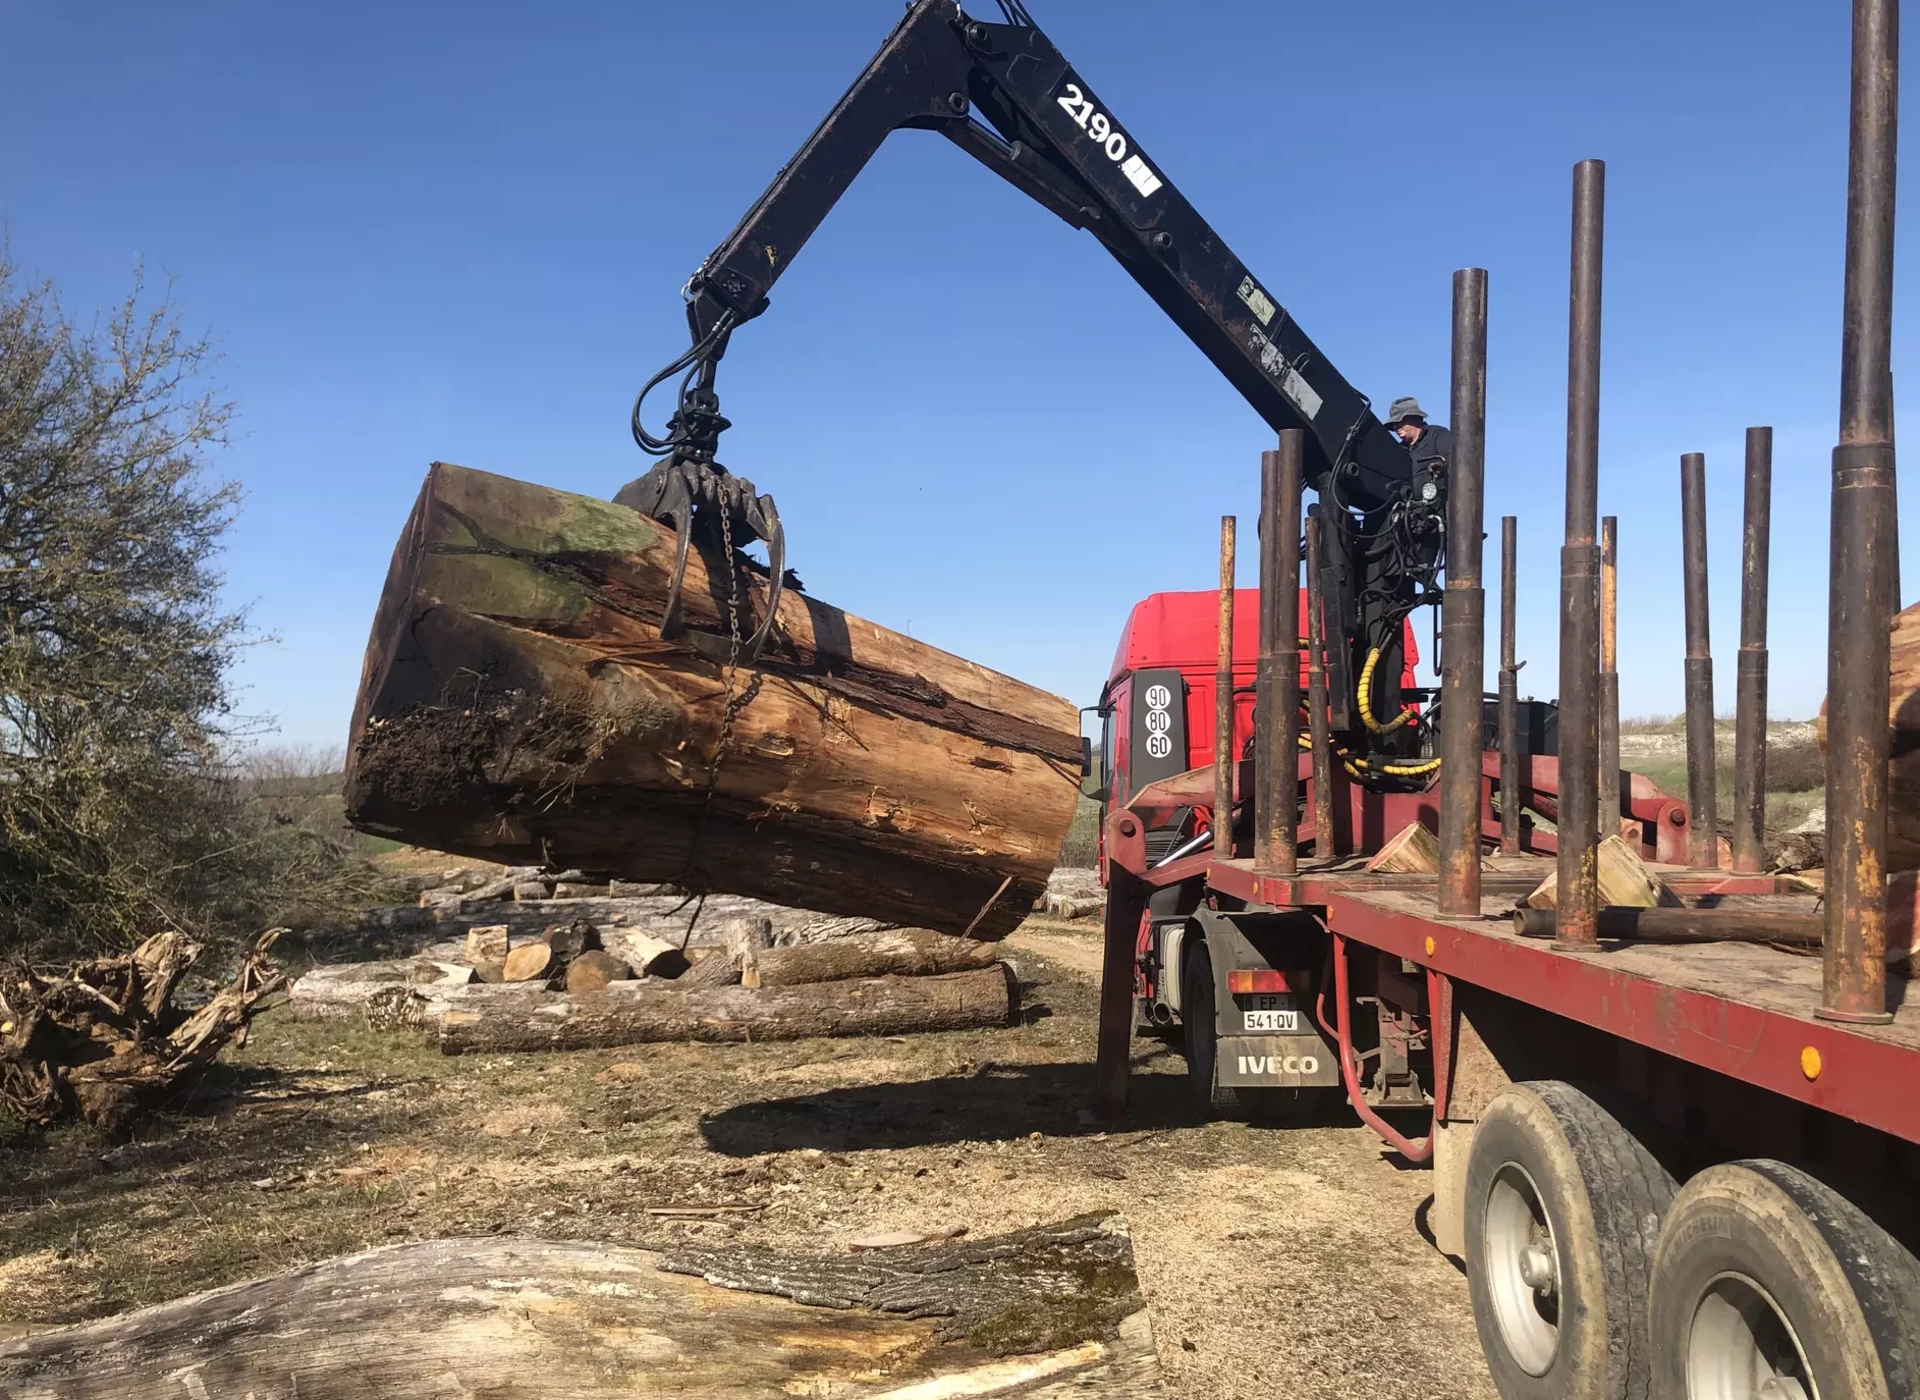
(1296, 732, 1440, 780)
(1356, 648, 1415, 735)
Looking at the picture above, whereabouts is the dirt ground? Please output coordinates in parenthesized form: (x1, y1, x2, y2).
(0, 918, 1495, 1399)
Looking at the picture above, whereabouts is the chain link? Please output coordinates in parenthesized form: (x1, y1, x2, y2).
(678, 507, 750, 942)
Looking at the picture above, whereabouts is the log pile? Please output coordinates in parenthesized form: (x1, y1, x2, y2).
(0, 931, 285, 1136)
(342, 463, 1083, 939)
(291, 915, 1017, 1052)
(0, 1221, 1163, 1398)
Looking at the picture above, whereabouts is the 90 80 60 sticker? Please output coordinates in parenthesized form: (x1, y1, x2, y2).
(1055, 81, 1163, 197)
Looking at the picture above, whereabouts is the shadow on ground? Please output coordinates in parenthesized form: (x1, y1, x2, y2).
(699, 1059, 1368, 1157)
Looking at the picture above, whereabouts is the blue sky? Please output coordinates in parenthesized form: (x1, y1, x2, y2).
(3, 0, 1912, 744)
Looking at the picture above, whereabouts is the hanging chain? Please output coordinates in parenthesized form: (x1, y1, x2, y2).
(678, 505, 751, 945)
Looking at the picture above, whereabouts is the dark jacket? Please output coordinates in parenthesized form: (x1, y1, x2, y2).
(1405, 423, 1452, 479)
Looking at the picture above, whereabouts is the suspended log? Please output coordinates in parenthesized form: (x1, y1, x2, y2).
(741, 929, 1002, 987)
(0, 1229, 1163, 1398)
(437, 964, 1015, 1054)
(343, 463, 1082, 939)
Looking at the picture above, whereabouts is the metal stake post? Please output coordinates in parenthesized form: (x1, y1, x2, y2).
(1556, 159, 1606, 947)
(1255, 437, 1304, 876)
(1599, 517, 1621, 837)
(1306, 509, 1336, 857)
(1822, 0, 1899, 1023)
(1215, 516, 1237, 860)
(1440, 268, 1489, 914)
(1499, 517, 1523, 855)
(1732, 427, 1774, 874)
(1681, 452, 1719, 868)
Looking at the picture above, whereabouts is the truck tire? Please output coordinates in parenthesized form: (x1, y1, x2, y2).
(1464, 1081, 1674, 1400)
(1647, 1160, 1920, 1400)
(1179, 940, 1239, 1116)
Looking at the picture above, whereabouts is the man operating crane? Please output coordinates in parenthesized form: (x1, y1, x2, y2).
(1384, 396, 1452, 480)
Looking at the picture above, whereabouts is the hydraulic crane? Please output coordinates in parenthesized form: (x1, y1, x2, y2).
(620, 0, 1448, 764)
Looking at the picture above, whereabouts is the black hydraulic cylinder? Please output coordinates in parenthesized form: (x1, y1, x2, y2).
(1439, 268, 1488, 915)
(1499, 516, 1523, 856)
(1256, 435, 1304, 876)
(1732, 427, 1773, 875)
(1823, 0, 1899, 1024)
(1680, 452, 1718, 868)
(1556, 158, 1605, 947)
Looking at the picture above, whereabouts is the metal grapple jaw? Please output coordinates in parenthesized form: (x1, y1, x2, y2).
(613, 454, 787, 663)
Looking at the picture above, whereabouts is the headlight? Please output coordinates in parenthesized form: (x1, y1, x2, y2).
(1419, 481, 1439, 502)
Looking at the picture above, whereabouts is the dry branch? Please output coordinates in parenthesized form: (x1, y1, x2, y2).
(0, 930, 285, 1135)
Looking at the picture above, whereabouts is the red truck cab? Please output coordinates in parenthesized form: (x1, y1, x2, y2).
(1097, 590, 1419, 862)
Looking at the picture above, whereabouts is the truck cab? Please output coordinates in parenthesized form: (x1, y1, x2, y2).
(1097, 589, 1420, 858)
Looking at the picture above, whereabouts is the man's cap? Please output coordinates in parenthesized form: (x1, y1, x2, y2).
(1385, 396, 1427, 427)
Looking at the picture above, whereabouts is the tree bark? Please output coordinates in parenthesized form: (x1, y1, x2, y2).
(742, 929, 1001, 987)
(343, 463, 1081, 938)
(0, 1232, 1164, 1399)
(437, 964, 1014, 1054)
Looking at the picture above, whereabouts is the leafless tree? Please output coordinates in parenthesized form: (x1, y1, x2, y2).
(0, 256, 386, 955)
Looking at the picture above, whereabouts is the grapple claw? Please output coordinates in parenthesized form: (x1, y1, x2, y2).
(612, 454, 790, 659)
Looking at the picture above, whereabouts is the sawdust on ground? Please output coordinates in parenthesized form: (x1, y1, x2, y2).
(0, 916, 1494, 1399)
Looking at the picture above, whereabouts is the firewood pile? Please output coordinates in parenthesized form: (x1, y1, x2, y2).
(0, 930, 285, 1136)
(291, 909, 1018, 1054)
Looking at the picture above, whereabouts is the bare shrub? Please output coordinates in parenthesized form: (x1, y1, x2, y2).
(0, 258, 391, 957)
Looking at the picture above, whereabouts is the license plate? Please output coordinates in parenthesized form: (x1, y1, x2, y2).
(1239, 993, 1299, 1032)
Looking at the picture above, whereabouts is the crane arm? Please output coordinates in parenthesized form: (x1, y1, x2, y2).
(630, 0, 1442, 737)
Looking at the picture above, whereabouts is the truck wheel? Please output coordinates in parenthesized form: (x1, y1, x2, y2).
(1464, 1082, 1674, 1400)
(1179, 941, 1238, 1116)
(1647, 1160, 1920, 1400)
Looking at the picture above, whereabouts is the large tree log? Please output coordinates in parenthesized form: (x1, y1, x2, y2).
(0, 1229, 1164, 1398)
(343, 463, 1081, 939)
(437, 964, 1015, 1054)
(742, 929, 1002, 987)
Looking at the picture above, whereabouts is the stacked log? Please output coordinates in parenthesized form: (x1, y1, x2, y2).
(290, 920, 1018, 1050)
(342, 463, 1082, 939)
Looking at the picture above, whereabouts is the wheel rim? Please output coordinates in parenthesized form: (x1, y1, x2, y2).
(1480, 1161, 1561, 1375)
(1686, 1271, 1814, 1400)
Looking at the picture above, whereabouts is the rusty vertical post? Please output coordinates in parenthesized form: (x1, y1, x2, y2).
(1599, 517, 1621, 837)
(1306, 508, 1336, 857)
(1556, 158, 1606, 947)
(1822, 0, 1898, 1024)
(1255, 436, 1304, 876)
(1439, 268, 1488, 915)
(1680, 452, 1719, 868)
(1732, 427, 1774, 874)
(1499, 516, 1523, 855)
(1215, 515, 1237, 860)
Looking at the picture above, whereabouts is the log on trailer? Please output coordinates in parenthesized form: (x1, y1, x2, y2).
(437, 964, 1015, 1053)
(343, 463, 1082, 939)
(0, 1229, 1164, 1398)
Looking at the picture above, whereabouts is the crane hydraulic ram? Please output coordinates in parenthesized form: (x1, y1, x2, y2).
(623, 0, 1445, 754)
